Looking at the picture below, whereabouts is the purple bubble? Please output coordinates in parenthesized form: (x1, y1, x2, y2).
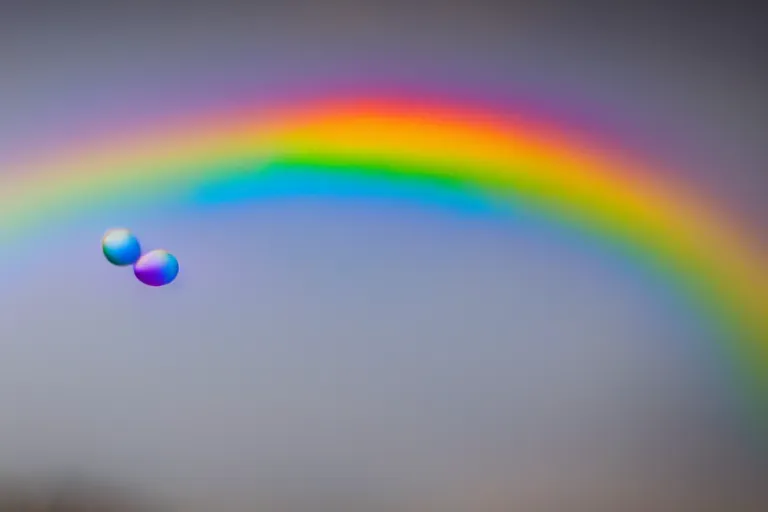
(133, 249, 179, 287)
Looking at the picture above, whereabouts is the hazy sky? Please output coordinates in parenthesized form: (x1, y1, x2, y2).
(0, 1, 766, 510)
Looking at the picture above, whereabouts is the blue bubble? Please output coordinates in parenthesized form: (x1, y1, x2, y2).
(102, 228, 142, 266)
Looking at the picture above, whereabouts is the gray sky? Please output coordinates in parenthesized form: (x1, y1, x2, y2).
(0, 1, 766, 510)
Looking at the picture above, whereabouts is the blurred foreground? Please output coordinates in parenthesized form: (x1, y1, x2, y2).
(0, 476, 158, 511)
(0, 470, 767, 512)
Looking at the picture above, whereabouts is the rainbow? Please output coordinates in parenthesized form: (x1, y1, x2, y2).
(1, 96, 766, 412)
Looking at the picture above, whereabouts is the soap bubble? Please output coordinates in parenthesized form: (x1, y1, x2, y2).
(133, 249, 179, 287)
(102, 228, 141, 266)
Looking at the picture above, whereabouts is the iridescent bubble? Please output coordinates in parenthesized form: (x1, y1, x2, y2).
(133, 249, 179, 287)
(102, 228, 142, 266)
